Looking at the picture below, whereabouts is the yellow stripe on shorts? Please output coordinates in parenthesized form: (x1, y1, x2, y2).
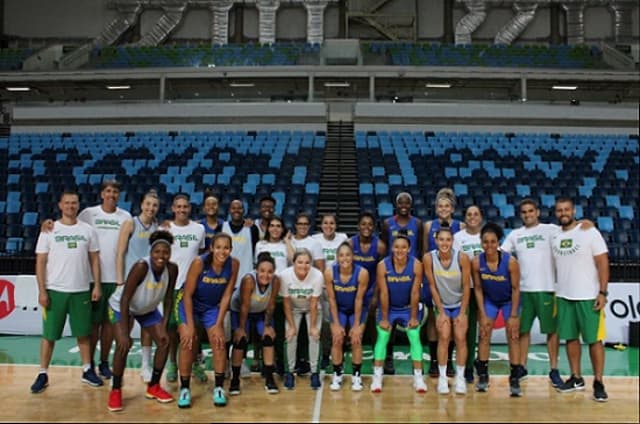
(596, 308, 606, 342)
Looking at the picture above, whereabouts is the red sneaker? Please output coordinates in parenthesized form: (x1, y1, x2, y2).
(107, 389, 123, 412)
(145, 384, 174, 403)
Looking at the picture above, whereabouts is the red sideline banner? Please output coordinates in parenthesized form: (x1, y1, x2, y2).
(1, 275, 638, 344)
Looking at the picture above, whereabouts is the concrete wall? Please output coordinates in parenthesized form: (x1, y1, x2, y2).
(3, 0, 638, 43)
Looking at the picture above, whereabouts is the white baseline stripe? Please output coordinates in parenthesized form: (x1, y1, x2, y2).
(312, 370, 326, 423)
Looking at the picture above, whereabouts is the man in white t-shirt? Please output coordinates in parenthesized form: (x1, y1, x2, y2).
(78, 181, 132, 379)
(162, 193, 206, 382)
(290, 213, 325, 271)
(40, 180, 131, 380)
(551, 197, 609, 402)
(501, 198, 563, 387)
(30, 191, 102, 394)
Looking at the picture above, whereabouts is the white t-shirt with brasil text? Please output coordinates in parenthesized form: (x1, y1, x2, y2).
(78, 205, 131, 283)
(279, 266, 324, 312)
(35, 220, 100, 293)
(551, 223, 608, 300)
(501, 223, 559, 292)
(168, 221, 205, 290)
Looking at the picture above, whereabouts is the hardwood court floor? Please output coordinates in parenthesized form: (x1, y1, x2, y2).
(1, 365, 638, 423)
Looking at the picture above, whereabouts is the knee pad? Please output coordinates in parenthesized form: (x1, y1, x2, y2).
(233, 336, 248, 351)
(406, 327, 423, 362)
(262, 335, 274, 347)
(373, 325, 391, 361)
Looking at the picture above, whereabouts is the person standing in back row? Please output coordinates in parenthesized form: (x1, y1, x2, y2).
(424, 188, 465, 378)
(31, 191, 102, 393)
(551, 197, 609, 402)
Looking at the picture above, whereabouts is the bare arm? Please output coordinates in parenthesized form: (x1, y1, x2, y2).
(352, 268, 369, 328)
(593, 252, 610, 311)
(376, 260, 390, 328)
(235, 275, 255, 341)
(471, 257, 485, 318)
(508, 257, 520, 318)
(162, 263, 178, 328)
(459, 253, 471, 312)
(36, 253, 49, 308)
(324, 267, 341, 326)
(423, 221, 433, 256)
(115, 219, 134, 285)
(409, 258, 423, 327)
(89, 251, 101, 301)
(423, 253, 442, 314)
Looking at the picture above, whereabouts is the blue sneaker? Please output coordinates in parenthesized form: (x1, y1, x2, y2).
(98, 361, 112, 379)
(82, 368, 104, 387)
(284, 372, 295, 390)
(549, 369, 563, 388)
(31, 373, 49, 393)
(213, 386, 227, 407)
(177, 388, 191, 409)
(310, 373, 321, 390)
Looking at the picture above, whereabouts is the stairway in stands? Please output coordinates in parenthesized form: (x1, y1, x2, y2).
(316, 121, 360, 235)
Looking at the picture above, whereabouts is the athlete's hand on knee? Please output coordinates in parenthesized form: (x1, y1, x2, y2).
(349, 325, 363, 345)
(310, 326, 321, 341)
(116, 334, 132, 355)
(285, 326, 297, 341)
(180, 325, 195, 350)
(233, 328, 246, 344)
(436, 313, 448, 330)
(263, 325, 275, 340)
(453, 314, 468, 332)
(38, 291, 49, 309)
(407, 317, 419, 329)
(331, 322, 345, 339)
(378, 319, 391, 331)
(506, 316, 520, 339)
(211, 325, 225, 350)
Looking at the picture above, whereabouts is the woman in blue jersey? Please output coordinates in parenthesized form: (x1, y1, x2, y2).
(176, 232, 239, 408)
(114, 189, 160, 383)
(107, 230, 178, 412)
(228, 252, 281, 395)
(423, 187, 465, 378)
(471, 222, 523, 397)
(371, 232, 426, 394)
(423, 223, 471, 395)
(380, 192, 422, 375)
(324, 242, 370, 392)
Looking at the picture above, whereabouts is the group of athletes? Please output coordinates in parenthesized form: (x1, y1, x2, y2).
(30, 181, 611, 413)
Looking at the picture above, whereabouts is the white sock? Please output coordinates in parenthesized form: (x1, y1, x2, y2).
(413, 369, 423, 378)
(374, 366, 383, 377)
(39, 368, 48, 374)
(439, 365, 447, 377)
(141, 346, 152, 368)
(457, 365, 465, 378)
(83, 363, 91, 372)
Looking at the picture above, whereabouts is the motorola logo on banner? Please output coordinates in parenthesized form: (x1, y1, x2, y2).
(0, 279, 16, 319)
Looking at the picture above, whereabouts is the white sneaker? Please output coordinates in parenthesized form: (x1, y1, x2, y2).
(414, 376, 428, 393)
(454, 375, 467, 394)
(241, 360, 251, 378)
(330, 373, 343, 391)
(140, 365, 152, 383)
(370, 373, 383, 393)
(437, 376, 450, 394)
(351, 375, 363, 392)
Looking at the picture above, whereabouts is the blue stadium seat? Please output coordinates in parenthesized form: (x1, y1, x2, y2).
(619, 205, 634, 220)
(378, 202, 393, 218)
(21, 212, 39, 226)
(597, 216, 614, 232)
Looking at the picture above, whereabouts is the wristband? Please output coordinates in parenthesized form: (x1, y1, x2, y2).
(599, 290, 608, 297)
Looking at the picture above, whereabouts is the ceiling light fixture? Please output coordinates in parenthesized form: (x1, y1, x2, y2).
(106, 85, 131, 90)
(552, 85, 578, 91)
(5, 86, 31, 92)
(425, 83, 452, 88)
(324, 82, 350, 87)
(229, 82, 255, 87)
